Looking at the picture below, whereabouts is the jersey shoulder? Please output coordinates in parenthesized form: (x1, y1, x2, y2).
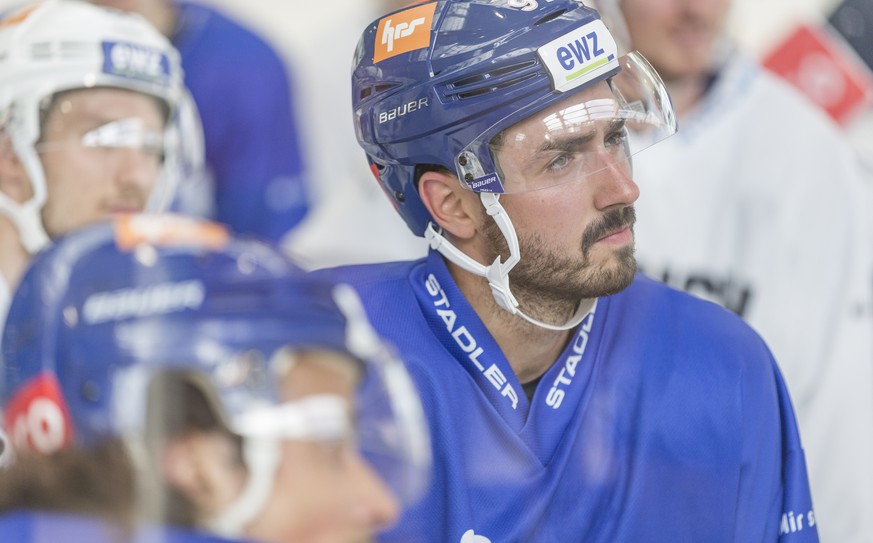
(315, 259, 422, 293)
(0, 511, 240, 543)
(619, 273, 771, 354)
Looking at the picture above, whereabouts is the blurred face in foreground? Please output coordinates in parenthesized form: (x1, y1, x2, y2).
(246, 350, 400, 543)
(163, 349, 400, 543)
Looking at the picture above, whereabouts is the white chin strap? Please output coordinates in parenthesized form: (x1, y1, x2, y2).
(204, 437, 282, 538)
(0, 192, 50, 254)
(424, 192, 592, 332)
(1, 128, 52, 254)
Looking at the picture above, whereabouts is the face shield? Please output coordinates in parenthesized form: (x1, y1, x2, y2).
(456, 52, 677, 194)
(30, 86, 195, 212)
(35, 116, 165, 168)
(111, 337, 426, 539)
(76, 283, 429, 539)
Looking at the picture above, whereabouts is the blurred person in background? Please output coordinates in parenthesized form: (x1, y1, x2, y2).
(0, 214, 430, 543)
(0, 0, 194, 335)
(90, 0, 310, 245)
(595, 0, 873, 540)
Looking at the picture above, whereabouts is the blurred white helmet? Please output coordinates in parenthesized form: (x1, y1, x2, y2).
(0, 0, 192, 252)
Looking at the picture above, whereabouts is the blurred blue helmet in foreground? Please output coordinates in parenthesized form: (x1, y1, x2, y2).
(0, 213, 430, 537)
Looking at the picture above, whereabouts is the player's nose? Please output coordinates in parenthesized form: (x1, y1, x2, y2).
(114, 146, 160, 196)
(592, 155, 639, 211)
(348, 453, 401, 530)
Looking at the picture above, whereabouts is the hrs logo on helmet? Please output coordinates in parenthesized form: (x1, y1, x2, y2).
(374, 2, 437, 63)
(102, 41, 171, 84)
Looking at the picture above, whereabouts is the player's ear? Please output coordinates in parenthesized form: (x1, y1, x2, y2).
(419, 170, 480, 241)
(161, 431, 245, 518)
(0, 134, 32, 204)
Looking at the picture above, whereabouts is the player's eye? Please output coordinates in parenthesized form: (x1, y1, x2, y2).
(605, 128, 628, 148)
(545, 153, 573, 172)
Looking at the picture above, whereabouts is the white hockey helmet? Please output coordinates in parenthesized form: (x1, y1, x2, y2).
(0, 0, 189, 252)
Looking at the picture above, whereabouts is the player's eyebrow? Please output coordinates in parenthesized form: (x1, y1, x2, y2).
(536, 119, 626, 153)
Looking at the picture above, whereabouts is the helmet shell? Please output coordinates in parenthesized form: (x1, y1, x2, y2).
(0, 0, 185, 149)
(352, 0, 618, 235)
(0, 215, 351, 450)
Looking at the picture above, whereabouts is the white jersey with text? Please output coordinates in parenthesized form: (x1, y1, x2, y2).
(633, 48, 873, 543)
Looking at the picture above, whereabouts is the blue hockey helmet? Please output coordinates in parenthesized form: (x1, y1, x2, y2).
(352, 0, 677, 236)
(0, 213, 429, 533)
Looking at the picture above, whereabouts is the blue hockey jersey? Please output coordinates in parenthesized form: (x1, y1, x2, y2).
(323, 251, 819, 543)
(0, 511, 249, 543)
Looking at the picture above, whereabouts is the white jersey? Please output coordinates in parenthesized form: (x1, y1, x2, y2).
(633, 49, 873, 543)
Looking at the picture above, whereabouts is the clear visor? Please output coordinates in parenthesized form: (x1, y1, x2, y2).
(36, 115, 164, 156)
(30, 88, 203, 214)
(226, 346, 429, 506)
(122, 340, 428, 531)
(457, 52, 677, 194)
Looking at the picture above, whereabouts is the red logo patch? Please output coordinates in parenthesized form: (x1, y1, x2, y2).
(5, 373, 74, 455)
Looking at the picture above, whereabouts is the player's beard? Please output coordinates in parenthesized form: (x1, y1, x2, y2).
(483, 205, 637, 318)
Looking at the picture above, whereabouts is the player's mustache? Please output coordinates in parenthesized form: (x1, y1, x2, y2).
(581, 205, 636, 251)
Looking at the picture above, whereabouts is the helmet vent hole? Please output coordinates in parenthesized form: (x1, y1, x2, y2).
(29, 42, 52, 60)
(359, 82, 400, 101)
(29, 41, 93, 61)
(447, 60, 539, 100)
(534, 9, 568, 26)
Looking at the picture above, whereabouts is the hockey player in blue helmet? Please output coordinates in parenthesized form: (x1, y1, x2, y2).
(0, 214, 430, 543)
(320, 0, 819, 541)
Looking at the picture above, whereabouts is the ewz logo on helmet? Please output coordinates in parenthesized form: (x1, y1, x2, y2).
(555, 31, 606, 70)
(538, 19, 619, 92)
(102, 40, 170, 83)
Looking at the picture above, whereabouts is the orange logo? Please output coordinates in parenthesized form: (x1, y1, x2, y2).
(374, 2, 437, 64)
(0, 5, 37, 29)
(114, 214, 229, 252)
